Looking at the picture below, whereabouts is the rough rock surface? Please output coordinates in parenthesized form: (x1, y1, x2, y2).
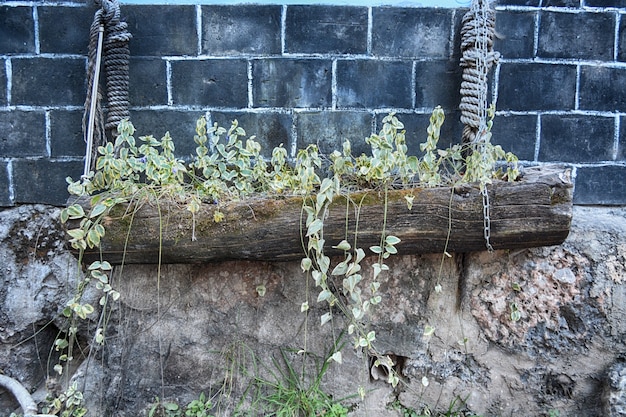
(0, 205, 625, 416)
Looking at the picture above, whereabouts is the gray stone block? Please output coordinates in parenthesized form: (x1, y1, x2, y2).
(202, 5, 281, 56)
(0, 111, 46, 157)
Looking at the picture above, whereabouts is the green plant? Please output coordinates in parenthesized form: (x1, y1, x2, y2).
(148, 397, 182, 417)
(40, 382, 88, 417)
(184, 392, 214, 417)
(253, 347, 350, 417)
(57, 107, 519, 415)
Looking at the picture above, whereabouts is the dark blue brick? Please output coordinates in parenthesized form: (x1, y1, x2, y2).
(129, 58, 167, 106)
(0, 60, 6, 106)
(11, 58, 86, 106)
(495, 0, 540, 5)
(129, 110, 204, 159)
(50, 110, 85, 158)
(0, 6, 35, 54)
(170, 59, 248, 108)
(372, 8, 451, 59)
(336, 60, 413, 109)
(0, 111, 46, 157)
(211, 111, 291, 157)
(39, 6, 93, 54)
(538, 12, 614, 61)
(495, 11, 536, 60)
(375, 111, 462, 157)
(285, 6, 367, 55)
(586, 0, 626, 6)
(542, 0, 581, 6)
(574, 165, 626, 205)
(123, 5, 197, 56)
(498, 63, 576, 111)
(296, 111, 372, 156)
(489, 114, 537, 161)
(579, 66, 626, 112)
(0, 161, 11, 206)
(202, 5, 281, 56)
(415, 61, 462, 111)
(13, 159, 84, 206)
(252, 59, 332, 108)
(539, 115, 614, 163)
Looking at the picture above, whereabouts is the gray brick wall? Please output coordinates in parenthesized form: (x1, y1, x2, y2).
(0, 1, 625, 206)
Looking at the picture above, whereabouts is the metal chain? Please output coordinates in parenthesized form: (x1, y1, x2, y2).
(481, 184, 494, 252)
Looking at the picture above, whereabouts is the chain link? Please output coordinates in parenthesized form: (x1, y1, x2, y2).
(481, 185, 494, 252)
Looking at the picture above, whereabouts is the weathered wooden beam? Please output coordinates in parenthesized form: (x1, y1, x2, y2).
(68, 165, 572, 264)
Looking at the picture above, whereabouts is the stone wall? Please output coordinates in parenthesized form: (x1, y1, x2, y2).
(1, 1, 626, 206)
(1, 205, 625, 416)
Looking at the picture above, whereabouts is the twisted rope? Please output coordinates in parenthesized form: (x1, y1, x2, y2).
(83, 0, 131, 170)
(459, 0, 499, 145)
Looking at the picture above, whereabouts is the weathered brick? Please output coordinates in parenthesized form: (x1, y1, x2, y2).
(542, 0, 581, 6)
(336, 60, 413, 109)
(0, 60, 6, 106)
(202, 5, 281, 56)
(49, 110, 85, 158)
(11, 57, 86, 106)
(619, 116, 626, 161)
(129, 58, 167, 106)
(252, 59, 332, 108)
(13, 159, 83, 206)
(0, 111, 46, 157)
(489, 114, 537, 161)
(579, 66, 626, 112)
(617, 17, 626, 62)
(539, 115, 614, 163)
(497, 63, 576, 111)
(574, 165, 626, 205)
(38, 6, 93, 54)
(495, 11, 536, 60)
(0, 6, 35, 54)
(495, 0, 540, 5)
(538, 11, 614, 61)
(586, 0, 626, 6)
(296, 111, 372, 156)
(372, 8, 451, 59)
(123, 5, 197, 56)
(170, 59, 248, 108)
(129, 110, 204, 159)
(415, 60, 462, 111)
(0, 161, 11, 206)
(285, 6, 367, 55)
(211, 111, 291, 157)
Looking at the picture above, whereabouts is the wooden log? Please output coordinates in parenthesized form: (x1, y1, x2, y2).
(68, 165, 573, 264)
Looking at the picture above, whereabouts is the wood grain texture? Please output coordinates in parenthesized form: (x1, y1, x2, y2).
(69, 165, 573, 264)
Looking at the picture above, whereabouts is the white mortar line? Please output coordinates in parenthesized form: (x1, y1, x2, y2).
(5, 59, 11, 105)
(367, 7, 373, 56)
(411, 60, 417, 109)
(7, 160, 15, 205)
(533, 11, 540, 58)
(613, 115, 620, 161)
(290, 110, 298, 159)
(45, 110, 51, 157)
(247, 60, 254, 108)
(281, 5, 287, 55)
(166, 60, 173, 106)
(534, 114, 541, 162)
(575, 64, 581, 111)
(492, 61, 501, 106)
(331, 59, 338, 110)
(196, 5, 203, 56)
(33, 6, 40, 55)
(614, 11, 621, 62)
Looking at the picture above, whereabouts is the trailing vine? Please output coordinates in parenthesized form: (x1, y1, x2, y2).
(54, 107, 518, 414)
